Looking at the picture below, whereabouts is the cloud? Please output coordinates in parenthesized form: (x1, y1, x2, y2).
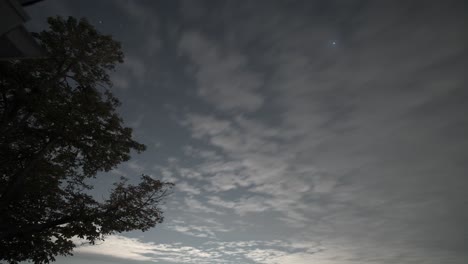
(166, 218, 230, 239)
(126, 160, 145, 173)
(244, 249, 289, 264)
(129, 114, 145, 129)
(75, 235, 154, 261)
(178, 31, 264, 112)
(111, 55, 147, 90)
(183, 114, 232, 138)
(176, 181, 201, 195)
(75, 232, 462, 264)
(169, 1, 468, 263)
(114, 0, 158, 26)
(123, 55, 146, 80)
(146, 34, 162, 56)
(74, 235, 327, 264)
(206, 239, 323, 264)
(183, 197, 224, 215)
(179, 112, 318, 227)
(183, 145, 221, 161)
(58, 1, 468, 263)
(75, 235, 222, 263)
(111, 75, 130, 90)
(207, 195, 270, 216)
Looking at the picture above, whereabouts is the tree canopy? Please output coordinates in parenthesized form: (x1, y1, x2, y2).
(0, 16, 173, 264)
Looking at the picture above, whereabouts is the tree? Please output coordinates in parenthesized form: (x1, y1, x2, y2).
(0, 16, 173, 263)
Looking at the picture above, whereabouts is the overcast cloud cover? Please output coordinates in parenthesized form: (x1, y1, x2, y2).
(26, 1, 467, 263)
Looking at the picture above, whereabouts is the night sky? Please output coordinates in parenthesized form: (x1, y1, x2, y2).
(25, 1, 467, 263)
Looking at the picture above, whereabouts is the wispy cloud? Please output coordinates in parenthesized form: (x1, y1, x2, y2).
(168, 1, 468, 263)
(176, 181, 201, 195)
(75, 235, 219, 263)
(178, 31, 264, 112)
(33, 1, 468, 263)
(166, 218, 230, 239)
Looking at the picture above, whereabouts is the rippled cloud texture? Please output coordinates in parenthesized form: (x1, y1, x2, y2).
(27, 1, 467, 263)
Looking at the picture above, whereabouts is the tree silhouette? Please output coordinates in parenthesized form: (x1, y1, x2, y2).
(0, 16, 173, 264)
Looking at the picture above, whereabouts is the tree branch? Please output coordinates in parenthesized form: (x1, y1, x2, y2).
(0, 216, 73, 240)
(0, 137, 59, 207)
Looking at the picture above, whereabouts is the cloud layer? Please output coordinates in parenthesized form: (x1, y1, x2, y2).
(28, 0, 468, 263)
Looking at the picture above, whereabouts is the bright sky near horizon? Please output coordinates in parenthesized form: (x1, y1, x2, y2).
(25, 1, 467, 263)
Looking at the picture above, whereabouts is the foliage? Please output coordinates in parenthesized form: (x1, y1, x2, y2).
(0, 16, 173, 264)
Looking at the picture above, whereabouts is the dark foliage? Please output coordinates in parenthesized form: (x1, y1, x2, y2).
(0, 16, 173, 264)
